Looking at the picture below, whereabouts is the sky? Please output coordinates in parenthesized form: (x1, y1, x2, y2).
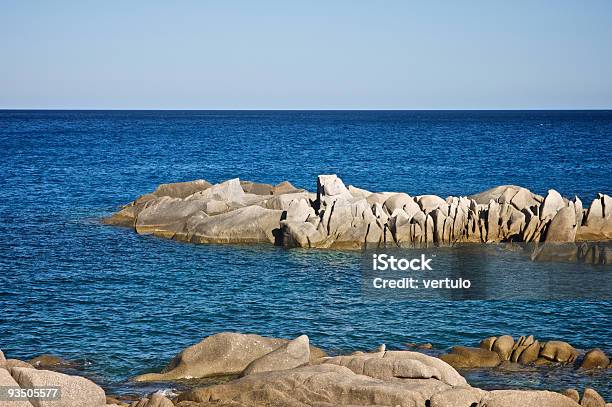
(1, 0, 611, 109)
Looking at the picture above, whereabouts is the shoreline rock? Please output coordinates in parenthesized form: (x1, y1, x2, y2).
(103, 175, 612, 258)
(2, 332, 610, 407)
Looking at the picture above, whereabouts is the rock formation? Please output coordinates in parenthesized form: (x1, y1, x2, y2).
(1, 334, 610, 407)
(104, 175, 612, 252)
(440, 334, 610, 370)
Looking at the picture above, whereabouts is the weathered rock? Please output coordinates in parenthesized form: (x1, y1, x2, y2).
(580, 348, 610, 369)
(280, 220, 324, 248)
(479, 336, 497, 351)
(242, 335, 310, 376)
(429, 387, 486, 407)
(539, 340, 579, 364)
(417, 195, 447, 213)
(11, 367, 106, 407)
(541, 189, 566, 219)
(129, 393, 174, 407)
(177, 364, 436, 407)
(185, 206, 283, 244)
(348, 185, 372, 198)
(492, 335, 514, 361)
(323, 350, 466, 387)
(134, 333, 324, 381)
(106, 395, 129, 407)
(317, 174, 352, 199)
(581, 388, 606, 407)
(562, 388, 580, 403)
(240, 181, 273, 195)
(106, 176, 612, 250)
(439, 346, 501, 369)
(545, 206, 577, 242)
(271, 181, 302, 195)
(153, 180, 212, 199)
(0, 368, 33, 406)
(383, 351, 467, 387)
(28, 355, 71, 368)
(478, 390, 581, 406)
(4, 359, 35, 370)
(134, 196, 207, 237)
(517, 340, 540, 364)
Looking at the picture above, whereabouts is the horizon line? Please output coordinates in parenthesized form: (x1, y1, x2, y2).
(1, 108, 612, 111)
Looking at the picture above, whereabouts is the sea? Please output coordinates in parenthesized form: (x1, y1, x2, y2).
(0, 110, 610, 398)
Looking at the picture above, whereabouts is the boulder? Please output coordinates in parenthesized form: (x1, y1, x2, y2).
(5, 359, 35, 370)
(545, 206, 577, 242)
(11, 367, 106, 407)
(28, 355, 71, 368)
(539, 341, 579, 364)
(491, 335, 515, 361)
(478, 390, 581, 406)
(429, 387, 486, 407)
(185, 206, 283, 244)
(153, 180, 212, 198)
(242, 335, 310, 376)
(580, 388, 606, 407)
(272, 181, 302, 195)
(439, 346, 501, 369)
(417, 195, 447, 213)
(176, 364, 435, 407)
(469, 185, 521, 205)
(562, 389, 580, 403)
(317, 174, 351, 199)
(0, 368, 33, 406)
(517, 341, 540, 364)
(580, 348, 610, 369)
(324, 351, 467, 386)
(135, 197, 207, 237)
(134, 333, 325, 382)
(578, 195, 612, 240)
(479, 337, 497, 351)
(348, 185, 372, 198)
(240, 181, 273, 195)
(541, 189, 565, 219)
(324, 352, 456, 385)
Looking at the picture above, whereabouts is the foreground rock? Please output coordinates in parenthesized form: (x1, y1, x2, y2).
(11, 367, 106, 407)
(104, 175, 612, 253)
(177, 364, 444, 407)
(322, 350, 467, 387)
(134, 332, 325, 381)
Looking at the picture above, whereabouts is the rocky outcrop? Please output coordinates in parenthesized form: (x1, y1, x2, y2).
(176, 364, 442, 407)
(440, 334, 600, 371)
(580, 348, 610, 369)
(11, 367, 106, 407)
(241, 335, 310, 376)
(322, 350, 467, 387)
(105, 175, 612, 250)
(0, 368, 34, 406)
(2, 338, 609, 407)
(439, 346, 501, 368)
(133, 332, 326, 382)
(479, 390, 581, 407)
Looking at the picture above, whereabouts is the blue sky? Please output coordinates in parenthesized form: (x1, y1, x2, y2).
(1, 1, 611, 109)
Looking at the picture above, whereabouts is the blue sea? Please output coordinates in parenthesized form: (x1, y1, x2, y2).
(0, 110, 610, 398)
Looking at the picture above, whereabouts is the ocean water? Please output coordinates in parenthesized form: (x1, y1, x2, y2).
(0, 110, 610, 398)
